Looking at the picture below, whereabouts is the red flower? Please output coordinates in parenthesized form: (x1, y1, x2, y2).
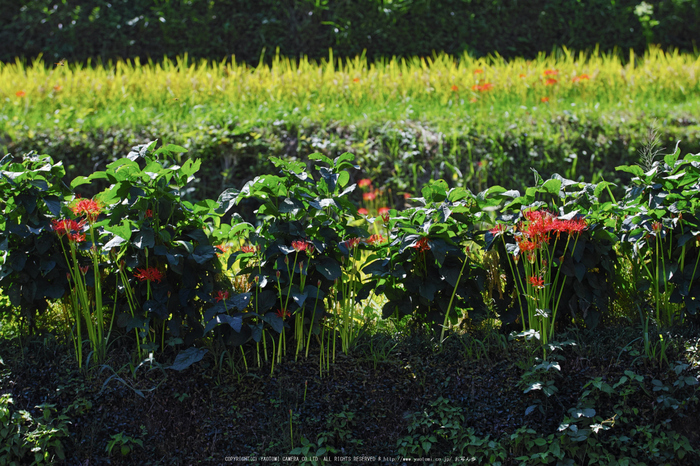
(358, 178, 372, 188)
(543, 69, 558, 76)
(71, 198, 102, 223)
(451, 85, 459, 92)
(134, 267, 164, 283)
(343, 238, 361, 250)
(363, 191, 376, 201)
(572, 74, 590, 83)
(79, 265, 90, 275)
(53, 85, 62, 92)
(366, 234, 386, 245)
(15, 90, 26, 97)
(652, 221, 663, 233)
(276, 308, 291, 319)
(378, 207, 390, 215)
(471, 83, 493, 92)
(545, 78, 557, 86)
(540, 96, 549, 103)
(519, 73, 526, 78)
(529, 276, 545, 288)
(358, 207, 369, 215)
(292, 240, 309, 252)
(414, 237, 430, 252)
(489, 224, 506, 235)
(145, 209, 153, 218)
(403, 193, 411, 200)
(240, 245, 256, 253)
(51, 218, 86, 240)
(353, 77, 360, 83)
(214, 290, 230, 302)
(517, 238, 539, 252)
(474, 69, 483, 74)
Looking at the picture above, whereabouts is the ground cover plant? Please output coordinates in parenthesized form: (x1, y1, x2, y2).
(1, 139, 700, 464)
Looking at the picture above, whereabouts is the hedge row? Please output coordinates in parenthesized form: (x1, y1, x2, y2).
(1, 0, 699, 65)
(3, 112, 700, 207)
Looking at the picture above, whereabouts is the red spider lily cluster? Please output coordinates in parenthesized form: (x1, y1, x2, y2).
(214, 290, 230, 302)
(545, 78, 557, 86)
(529, 276, 545, 288)
(414, 237, 430, 252)
(134, 267, 164, 283)
(51, 218, 86, 242)
(471, 83, 494, 92)
(343, 237, 361, 250)
(292, 240, 314, 254)
(240, 245, 257, 253)
(363, 191, 377, 202)
(365, 234, 386, 245)
(572, 74, 590, 83)
(358, 178, 372, 188)
(515, 210, 587, 253)
(216, 244, 231, 255)
(358, 207, 369, 215)
(71, 198, 102, 223)
(543, 69, 559, 76)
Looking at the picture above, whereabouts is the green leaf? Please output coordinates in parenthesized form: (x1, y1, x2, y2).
(542, 179, 562, 195)
(615, 165, 645, 178)
(316, 256, 342, 281)
(167, 347, 208, 371)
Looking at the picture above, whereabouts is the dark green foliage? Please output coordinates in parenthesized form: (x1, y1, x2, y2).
(2, 0, 699, 64)
(4, 115, 700, 207)
(0, 152, 72, 331)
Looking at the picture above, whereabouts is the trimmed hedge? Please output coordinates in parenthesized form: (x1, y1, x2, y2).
(2, 113, 700, 206)
(1, 0, 699, 65)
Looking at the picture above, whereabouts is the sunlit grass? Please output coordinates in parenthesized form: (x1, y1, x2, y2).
(2, 46, 700, 139)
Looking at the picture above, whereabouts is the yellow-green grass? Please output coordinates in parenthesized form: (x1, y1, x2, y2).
(2, 46, 700, 138)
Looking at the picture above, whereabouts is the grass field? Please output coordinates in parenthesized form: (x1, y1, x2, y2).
(2, 46, 700, 139)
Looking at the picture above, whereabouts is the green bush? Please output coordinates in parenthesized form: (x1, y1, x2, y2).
(1, 0, 699, 64)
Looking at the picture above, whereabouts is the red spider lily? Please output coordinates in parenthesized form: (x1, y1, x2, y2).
(79, 265, 89, 275)
(216, 244, 231, 255)
(403, 193, 411, 200)
(363, 191, 376, 201)
(241, 245, 256, 253)
(71, 198, 102, 223)
(517, 238, 539, 252)
(378, 207, 390, 215)
(353, 77, 360, 83)
(471, 83, 493, 92)
(529, 276, 545, 288)
(51, 218, 86, 241)
(15, 90, 26, 97)
(414, 237, 430, 252)
(276, 308, 291, 319)
(541, 97, 549, 103)
(474, 69, 483, 74)
(145, 209, 153, 218)
(292, 240, 310, 252)
(572, 74, 590, 83)
(214, 290, 230, 302)
(343, 238, 361, 250)
(366, 234, 386, 245)
(134, 267, 164, 283)
(543, 69, 558, 76)
(451, 85, 459, 92)
(358, 207, 369, 215)
(490, 224, 506, 235)
(545, 78, 558, 86)
(358, 178, 372, 188)
(381, 212, 390, 223)
(652, 221, 663, 233)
